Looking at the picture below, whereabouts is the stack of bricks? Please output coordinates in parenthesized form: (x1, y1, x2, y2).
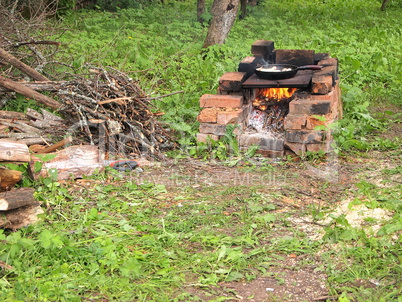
(196, 73, 251, 143)
(196, 39, 342, 157)
(284, 57, 341, 155)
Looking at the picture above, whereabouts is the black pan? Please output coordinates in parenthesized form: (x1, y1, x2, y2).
(254, 64, 323, 80)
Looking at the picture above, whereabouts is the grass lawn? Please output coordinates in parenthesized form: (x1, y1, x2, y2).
(0, 0, 401, 301)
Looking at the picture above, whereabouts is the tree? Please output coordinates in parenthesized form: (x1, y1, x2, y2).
(197, 0, 205, 23)
(202, 0, 240, 48)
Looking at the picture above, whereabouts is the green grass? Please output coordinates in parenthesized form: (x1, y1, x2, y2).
(1, 0, 401, 301)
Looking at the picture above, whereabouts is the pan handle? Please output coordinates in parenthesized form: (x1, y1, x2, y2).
(297, 65, 323, 70)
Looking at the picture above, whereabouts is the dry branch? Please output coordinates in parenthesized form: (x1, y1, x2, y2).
(39, 136, 72, 154)
(0, 75, 61, 109)
(0, 46, 50, 81)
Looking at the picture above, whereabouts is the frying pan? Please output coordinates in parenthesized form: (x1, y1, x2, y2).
(254, 64, 323, 80)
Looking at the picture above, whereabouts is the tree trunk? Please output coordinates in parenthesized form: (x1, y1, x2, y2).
(197, 0, 206, 23)
(202, 0, 240, 48)
(380, 0, 389, 10)
(240, 0, 247, 19)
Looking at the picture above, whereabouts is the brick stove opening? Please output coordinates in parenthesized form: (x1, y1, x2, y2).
(197, 40, 342, 158)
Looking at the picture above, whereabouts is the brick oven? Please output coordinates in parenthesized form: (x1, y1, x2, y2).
(196, 40, 342, 157)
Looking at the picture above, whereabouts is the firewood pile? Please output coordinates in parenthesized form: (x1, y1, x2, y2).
(0, 6, 178, 228)
(0, 141, 43, 230)
(0, 45, 176, 158)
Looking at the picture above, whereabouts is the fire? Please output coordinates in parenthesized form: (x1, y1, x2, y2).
(257, 87, 297, 101)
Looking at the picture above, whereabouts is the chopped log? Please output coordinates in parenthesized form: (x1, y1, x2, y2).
(0, 47, 50, 81)
(0, 110, 27, 120)
(31, 145, 105, 180)
(0, 188, 35, 210)
(39, 136, 73, 154)
(0, 139, 30, 162)
(0, 203, 43, 229)
(0, 168, 22, 191)
(0, 75, 61, 110)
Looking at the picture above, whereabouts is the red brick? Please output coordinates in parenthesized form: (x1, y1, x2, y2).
(240, 56, 256, 64)
(199, 94, 243, 108)
(239, 133, 284, 151)
(284, 114, 336, 130)
(314, 53, 330, 64)
(318, 58, 338, 67)
(306, 142, 332, 153)
(285, 130, 330, 144)
(311, 74, 333, 95)
(219, 72, 247, 92)
(316, 65, 337, 83)
(251, 40, 274, 59)
(255, 149, 284, 158)
(289, 99, 332, 115)
(196, 133, 219, 143)
(275, 49, 314, 66)
(216, 108, 244, 125)
(284, 142, 307, 156)
(199, 123, 227, 135)
(197, 108, 217, 123)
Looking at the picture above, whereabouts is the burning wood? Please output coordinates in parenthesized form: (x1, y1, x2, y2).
(249, 87, 296, 134)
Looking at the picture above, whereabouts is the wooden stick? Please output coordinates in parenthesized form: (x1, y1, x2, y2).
(0, 75, 61, 110)
(1, 40, 61, 48)
(39, 136, 73, 154)
(0, 110, 27, 120)
(0, 188, 36, 211)
(0, 81, 78, 93)
(0, 47, 50, 81)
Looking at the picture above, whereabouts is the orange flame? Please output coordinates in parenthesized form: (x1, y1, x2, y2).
(257, 88, 297, 101)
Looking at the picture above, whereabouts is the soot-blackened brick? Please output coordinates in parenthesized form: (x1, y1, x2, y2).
(314, 53, 330, 64)
(275, 49, 315, 66)
(251, 40, 274, 60)
(285, 130, 327, 144)
(238, 56, 258, 78)
(219, 72, 247, 92)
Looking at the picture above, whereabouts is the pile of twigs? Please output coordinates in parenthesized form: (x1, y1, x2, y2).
(58, 66, 176, 158)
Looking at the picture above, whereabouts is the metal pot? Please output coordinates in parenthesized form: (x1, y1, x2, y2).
(254, 64, 323, 80)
